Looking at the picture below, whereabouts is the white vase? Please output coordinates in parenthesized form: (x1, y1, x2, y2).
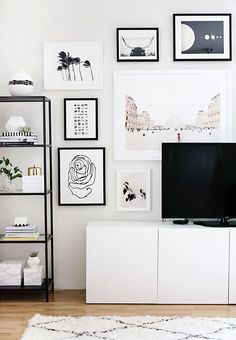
(9, 69, 33, 96)
(27, 256, 40, 268)
(5, 116, 26, 132)
(0, 175, 15, 192)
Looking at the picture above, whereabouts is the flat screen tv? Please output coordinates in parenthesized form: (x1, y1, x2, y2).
(162, 142, 236, 227)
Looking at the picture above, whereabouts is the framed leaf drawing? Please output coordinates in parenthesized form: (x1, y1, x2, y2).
(116, 169, 151, 211)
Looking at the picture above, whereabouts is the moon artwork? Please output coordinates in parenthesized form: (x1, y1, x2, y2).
(181, 21, 224, 54)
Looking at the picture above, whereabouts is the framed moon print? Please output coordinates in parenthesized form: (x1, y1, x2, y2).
(44, 42, 103, 89)
(117, 28, 159, 62)
(58, 147, 105, 206)
(116, 169, 151, 211)
(64, 98, 98, 140)
(173, 14, 232, 61)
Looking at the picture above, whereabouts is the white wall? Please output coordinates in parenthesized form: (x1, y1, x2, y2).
(0, 0, 235, 289)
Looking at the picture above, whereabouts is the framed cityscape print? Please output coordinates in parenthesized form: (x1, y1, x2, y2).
(64, 98, 98, 140)
(116, 169, 151, 211)
(117, 28, 159, 62)
(114, 69, 232, 160)
(173, 14, 232, 61)
(44, 42, 103, 89)
(58, 147, 106, 206)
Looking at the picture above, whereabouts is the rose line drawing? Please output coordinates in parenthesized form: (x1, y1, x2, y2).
(68, 154, 96, 199)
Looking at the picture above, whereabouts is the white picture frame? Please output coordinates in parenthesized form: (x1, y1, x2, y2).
(114, 69, 232, 160)
(116, 169, 151, 211)
(44, 42, 103, 90)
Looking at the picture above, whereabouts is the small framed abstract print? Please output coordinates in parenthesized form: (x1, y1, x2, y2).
(173, 13, 232, 61)
(64, 98, 98, 140)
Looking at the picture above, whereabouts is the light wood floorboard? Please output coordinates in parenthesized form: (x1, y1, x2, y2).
(1, 290, 236, 339)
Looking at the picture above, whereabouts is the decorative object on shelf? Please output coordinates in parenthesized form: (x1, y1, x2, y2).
(58, 147, 106, 206)
(44, 42, 103, 89)
(116, 169, 151, 211)
(14, 216, 28, 226)
(114, 69, 232, 160)
(8, 69, 33, 96)
(5, 116, 26, 132)
(117, 28, 159, 62)
(0, 156, 22, 191)
(173, 13, 232, 61)
(24, 265, 44, 286)
(23, 175, 44, 193)
(27, 251, 40, 268)
(28, 165, 42, 176)
(64, 98, 98, 140)
(0, 259, 25, 286)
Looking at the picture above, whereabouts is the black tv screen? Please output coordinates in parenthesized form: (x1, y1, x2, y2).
(162, 143, 236, 219)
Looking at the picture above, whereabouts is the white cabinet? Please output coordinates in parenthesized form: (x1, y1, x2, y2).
(86, 221, 158, 303)
(86, 222, 231, 304)
(158, 228, 229, 304)
(229, 228, 236, 303)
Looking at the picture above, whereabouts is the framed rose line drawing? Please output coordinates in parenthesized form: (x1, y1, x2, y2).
(58, 147, 105, 206)
(116, 28, 159, 62)
(64, 98, 98, 140)
(44, 42, 103, 89)
(173, 13, 232, 61)
(114, 69, 232, 161)
(116, 169, 151, 211)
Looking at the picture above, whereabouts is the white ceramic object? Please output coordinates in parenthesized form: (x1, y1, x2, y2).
(27, 256, 40, 268)
(5, 116, 26, 132)
(9, 69, 33, 96)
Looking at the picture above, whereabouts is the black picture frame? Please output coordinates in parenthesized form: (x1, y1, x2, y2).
(64, 98, 98, 140)
(58, 147, 106, 206)
(173, 13, 232, 61)
(116, 28, 159, 62)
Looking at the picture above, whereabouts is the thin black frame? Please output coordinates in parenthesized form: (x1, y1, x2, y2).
(116, 27, 159, 62)
(173, 13, 232, 61)
(58, 147, 106, 206)
(64, 98, 98, 140)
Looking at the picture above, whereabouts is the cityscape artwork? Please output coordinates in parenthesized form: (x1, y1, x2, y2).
(114, 70, 232, 160)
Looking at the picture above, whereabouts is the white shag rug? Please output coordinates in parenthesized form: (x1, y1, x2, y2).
(21, 314, 236, 340)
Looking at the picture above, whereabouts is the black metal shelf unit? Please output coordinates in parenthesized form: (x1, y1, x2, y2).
(0, 96, 54, 302)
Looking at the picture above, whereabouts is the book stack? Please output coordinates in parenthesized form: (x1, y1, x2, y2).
(3, 225, 39, 241)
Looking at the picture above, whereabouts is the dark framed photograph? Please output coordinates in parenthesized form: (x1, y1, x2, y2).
(64, 98, 98, 140)
(116, 28, 159, 62)
(58, 147, 106, 206)
(173, 14, 232, 61)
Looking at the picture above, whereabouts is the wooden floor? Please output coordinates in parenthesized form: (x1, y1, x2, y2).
(1, 290, 236, 339)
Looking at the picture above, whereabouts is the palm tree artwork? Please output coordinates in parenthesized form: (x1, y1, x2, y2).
(57, 51, 94, 82)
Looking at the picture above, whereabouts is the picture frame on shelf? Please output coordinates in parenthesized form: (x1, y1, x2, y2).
(116, 169, 151, 211)
(44, 42, 103, 89)
(114, 69, 232, 160)
(64, 98, 98, 140)
(116, 28, 159, 62)
(173, 13, 232, 61)
(58, 147, 106, 206)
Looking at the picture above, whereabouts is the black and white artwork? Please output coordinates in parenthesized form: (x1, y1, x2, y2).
(44, 42, 103, 89)
(58, 147, 105, 205)
(64, 98, 98, 140)
(174, 14, 232, 61)
(117, 28, 159, 62)
(116, 169, 150, 211)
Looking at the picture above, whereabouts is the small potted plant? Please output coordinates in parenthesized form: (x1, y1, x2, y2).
(0, 156, 22, 191)
(27, 251, 40, 268)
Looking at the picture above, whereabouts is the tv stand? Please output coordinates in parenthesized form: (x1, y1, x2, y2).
(193, 220, 236, 228)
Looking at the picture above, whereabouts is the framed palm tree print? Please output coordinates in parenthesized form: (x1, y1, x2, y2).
(44, 42, 103, 89)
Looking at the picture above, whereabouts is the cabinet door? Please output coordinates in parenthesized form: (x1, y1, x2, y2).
(86, 225, 158, 303)
(229, 228, 236, 303)
(158, 228, 229, 304)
